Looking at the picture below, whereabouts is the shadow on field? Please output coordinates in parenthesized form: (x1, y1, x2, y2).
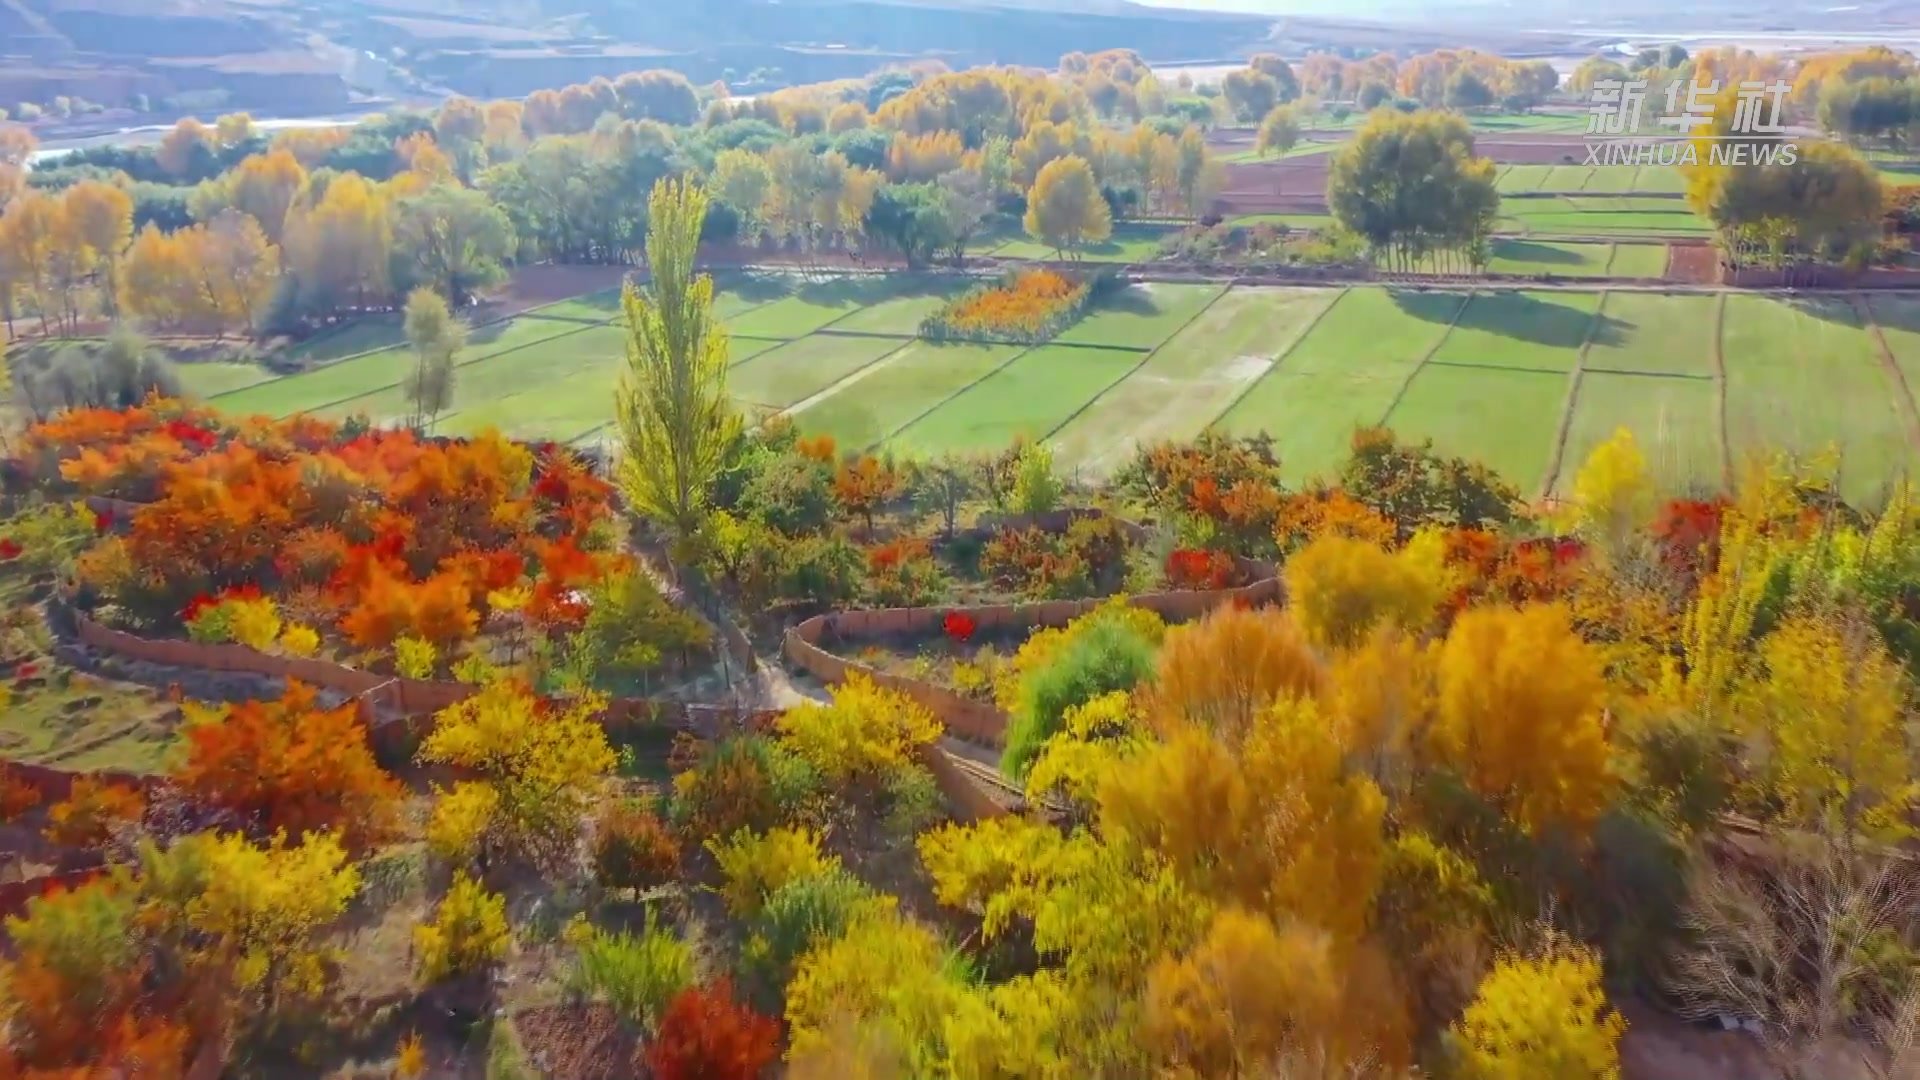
(1391, 289, 1630, 349)
(1788, 295, 1871, 331)
(1861, 293, 1920, 337)
(796, 276, 907, 307)
(1098, 286, 1170, 317)
(1493, 239, 1586, 266)
(725, 274, 801, 303)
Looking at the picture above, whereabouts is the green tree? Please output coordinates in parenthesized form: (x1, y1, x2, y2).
(1327, 109, 1500, 273)
(391, 186, 515, 304)
(403, 286, 463, 432)
(616, 177, 743, 537)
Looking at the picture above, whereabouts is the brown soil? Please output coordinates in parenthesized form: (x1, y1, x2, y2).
(513, 1004, 642, 1080)
(1617, 998, 1775, 1080)
(1666, 242, 1722, 285)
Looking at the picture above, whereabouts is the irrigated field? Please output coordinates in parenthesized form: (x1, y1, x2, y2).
(174, 274, 1920, 501)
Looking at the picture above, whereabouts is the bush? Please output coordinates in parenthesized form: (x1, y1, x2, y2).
(1010, 442, 1063, 516)
(920, 269, 1092, 343)
(415, 874, 511, 983)
(883, 766, 945, 840)
(1004, 617, 1157, 780)
(593, 801, 682, 894)
(670, 736, 817, 839)
(743, 870, 889, 1000)
(42, 778, 145, 849)
(426, 782, 499, 866)
(741, 454, 837, 535)
(773, 673, 941, 787)
(575, 570, 711, 688)
(0, 500, 96, 581)
(565, 918, 695, 1032)
(13, 330, 182, 421)
(708, 826, 836, 918)
(644, 979, 782, 1080)
(777, 533, 863, 607)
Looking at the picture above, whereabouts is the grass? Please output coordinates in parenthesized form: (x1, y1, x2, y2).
(790, 340, 1027, 450)
(1863, 294, 1920, 394)
(1049, 286, 1342, 472)
(1385, 364, 1570, 492)
(726, 277, 908, 338)
(1485, 240, 1614, 278)
(177, 361, 280, 398)
(1427, 290, 1600, 372)
(1553, 372, 1722, 495)
(1583, 293, 1720, 377)
(888, 344, 1140, 456)
(823, 283, 967, 336)
(527, 288, 623, 323)
(1052, 283, 1225, 350)
(1497, 165, 1551, 194)
(1219, 371, 1408, 483)
(985, 226, 1173, 264)
(324, 325, 628, 426)
(1607, 244, 1671, 279)
(282, 315, 405, 365)
(730, 334, 911, 412)
(1721, 295, 1914, 505)
(1226, 213, 1336, 230)
(1270, 288, 1465, 378)
(1501, 196, 1711, 238)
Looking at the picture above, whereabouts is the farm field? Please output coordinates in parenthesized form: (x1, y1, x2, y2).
(1499, 196, 1712, 238)
(1495, 164, 1688, 194)
(176, 274, 1920, 501)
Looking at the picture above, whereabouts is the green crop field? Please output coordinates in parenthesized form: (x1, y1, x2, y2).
(180, 273, 1920, 502)
(1494, 164, 1688, 195)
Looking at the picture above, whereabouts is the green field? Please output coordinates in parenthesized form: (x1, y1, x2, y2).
(1496, 164, 1689, 195)
(1501, 196, 1711, 238)
(184, 273, 1920, 500)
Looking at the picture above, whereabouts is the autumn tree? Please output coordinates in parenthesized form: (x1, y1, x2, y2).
(281, 170, 394, 318)
(155, 117, 215, 179)
(1023, 154, 1112, 257)
(390, 185, 515, 303)
(1255, 104, 1302, 162)
(1284, 532, 1451, 650)
(403, 286, 464, 432)
(615, 177, 742, 538)
(175, 682, 403, 854)
(1328, 109, 1500, 272)
(1222, 68, 1281, 123)
(0, 188, 61, 334)
(0, 880, 175, 1074)
(1430, 603, 1616, 837)
(415, 679, 616, 865)
(834, 453, 904, 532)
(614, 69, 702, 125)
(1452, 946, 1625, 1079)
(711, 147, 774, 239)
(192, 147, 306, 243)
(60, 179, 133, 316)
(1144, 604, 1324, 743)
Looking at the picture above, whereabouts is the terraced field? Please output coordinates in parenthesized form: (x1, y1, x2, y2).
(173, 273, 1920, 501)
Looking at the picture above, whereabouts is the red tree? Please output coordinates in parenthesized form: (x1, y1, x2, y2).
(643, 979, 781, 1080)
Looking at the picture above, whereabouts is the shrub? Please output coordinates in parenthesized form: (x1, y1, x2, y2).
(565, 918, 695, 1032)
(1164, 547, 1236, 590)
(921, 269, 1096, 343)
(1010, 442, 1063, 516)
(43, 778, 145, 848)
(708, 826, 836, 918)
(774, 673, 941, 786)
(593, 801, 682, 894)
(1285, 532, 1452, 650)
(575, 570, 711, 688)
(278, 623, 321, 656)
(743, 870, 890, 1000)
(670, 736, 796, 839)
(394, 635, 438, 678)
(0, 768, 44, 821)
(741, 454, 837, 534)
(0, 500, 96, 580)
(644, 979, 783, 1080)
(864, 538, 948, 608)
(980, 516, 1130, 600)
(883, 766, 945, 840)
(1004, 617, 1157, 780)
(426, 782, 498, 866)
(415, 874, 511, 983)
(777, 533, 863, 607)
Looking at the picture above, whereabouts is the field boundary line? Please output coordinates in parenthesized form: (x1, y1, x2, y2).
(1856, 292, 1920, 455)
(1711, 293, 1732, 489)
(1601, 242, 1620, 276)
(1203, 286, 1351, 432)
(1579, 365, 1715, 382)
(1541, 289, 1609, 498)
(1374, 288, 1475, 426)
(775, 338, 923, 421)
(209, 300, 554, 403)
(1426, 359, 1587, 377)
(1037, 286, 1235, 445)
(863, 345, 1039, 453)
(266, 318, 606, 420)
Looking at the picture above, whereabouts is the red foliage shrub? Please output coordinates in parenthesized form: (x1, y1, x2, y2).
(643, 979, 781, 1080)
(1651, 497, 1729, 578)
(943, 611, 978, 643)
(593, 802, 682, 893)
(0, 537, 20, 561)
(174, 681, 403, 853)
(42, 777, 145, 849)
(1164, 547, 1236, 591)
(0, 767, 44, 821)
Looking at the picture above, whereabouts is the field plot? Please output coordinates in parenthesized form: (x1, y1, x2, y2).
(1582, 293, 1719, 377)
(319, 325, 628, 426)
(824, 282, 968, 336)
(1386, 364, 1570, 491)
(1053, 283, 1225, 349)
(888, 345, 1140, 456)
(1427, 291, 1600, 372)
(1606, 244, 1670, 279)
(1485, 240, 1613, 277)
(176, 362, 279, 398)
(1554, 372, 1722, 494)
(283, 315, 405, 365)
(731, 335, 911, 412)
(528, 289, 623, 323)
(1864, 294, 1920, 394)
(726, 278, 907, 338)
(792, 341, 1028, 450)
(1051, 287, 1341, 471)
(1722, 295, 1915, 504)
(1502, 196, 1710, 237)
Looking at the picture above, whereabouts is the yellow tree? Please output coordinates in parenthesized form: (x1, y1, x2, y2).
(282, 171, 393, 316)
(200, 209, 281, 335)
(1564, 427, 1654, 548)
(614, 177, 742, 537)
(121, 223, 201, 329)
(415, 679, 615, 864)
(59, 180, 132, 316)
(1453, 946, 1625, 1080)
(155, 117, 214, 179)
(1144, 907, 1411, 1077)
(1284, 531, 1452, 650)
(1430, 604, 1616, 837)
(214, 112, 256, 148)
(0, 189, 61, 334)
(1144, 604, 1324, 743)
(1739, 612, 1917, 841)
(204, 148, 308, 242)
(1098, 695, 1387, 945)
(1023, 154, 1111, 258)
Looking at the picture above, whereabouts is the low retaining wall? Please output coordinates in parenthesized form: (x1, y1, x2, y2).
(783, 572, 1283, 748)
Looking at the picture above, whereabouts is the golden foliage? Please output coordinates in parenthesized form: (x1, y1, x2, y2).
(1453, 946, 1625, 1080)
(707, 826, 835, 918)
(1144, 604, 1324, 743)
(1430, 604, 1615, 837)
(1285, 531, 1452, 650)
(774, 672, 942, 785)
(415, 874, 510, 983)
